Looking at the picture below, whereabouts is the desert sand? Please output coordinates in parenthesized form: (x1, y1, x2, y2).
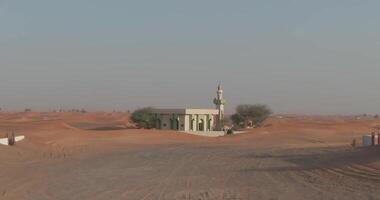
(0, 112, 379, 200)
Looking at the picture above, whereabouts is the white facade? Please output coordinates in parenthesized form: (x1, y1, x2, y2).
(151, 85, 226, 132)
(151, 109, 219, 131)
(0, 135, 25, 146)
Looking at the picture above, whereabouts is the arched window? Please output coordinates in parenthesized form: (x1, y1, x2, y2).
(176, 119, 180, 130)
(199, 119, 204, 131)
(170, 119, 174, 130)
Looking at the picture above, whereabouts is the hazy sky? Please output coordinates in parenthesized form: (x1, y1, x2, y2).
(1, 0, 380, 114)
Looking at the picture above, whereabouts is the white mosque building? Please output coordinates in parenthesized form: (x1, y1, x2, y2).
(151, 85, 226, 132)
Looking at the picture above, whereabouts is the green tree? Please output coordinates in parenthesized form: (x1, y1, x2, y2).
(231, 104, 272, 127)
(130, 107, 155, 129)
(231, 113, 245, 127)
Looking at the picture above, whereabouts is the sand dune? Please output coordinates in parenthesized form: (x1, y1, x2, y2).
(0, 112, 379, 200)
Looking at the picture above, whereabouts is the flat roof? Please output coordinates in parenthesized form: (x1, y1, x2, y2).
(151, 108, 218, 115)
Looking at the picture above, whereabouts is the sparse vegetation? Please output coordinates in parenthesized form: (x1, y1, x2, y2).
(351, 139, 356, 148)
(231, 104, 272, 128)
(131, 107, 155, 129)
(226, 129, 234, 135)
(24, 108, 32, 112)
(231, 113, 245, 127)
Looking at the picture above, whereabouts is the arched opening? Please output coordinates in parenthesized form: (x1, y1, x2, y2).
(198, 119, 204, 131)
(170, 119, 174, 130)
(208, 119, 212, 131)
(176, 119, 180, 130)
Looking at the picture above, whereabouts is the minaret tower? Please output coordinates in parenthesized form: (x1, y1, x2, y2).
(213, 84, 226, 130)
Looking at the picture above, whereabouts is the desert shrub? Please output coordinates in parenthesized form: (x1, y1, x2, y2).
(226, 129, 234, 135)
(231, 104, 272, 128)
(131, 107, 155, 129)
(231, 113, 245, 127)
(351, 139, 356, 148)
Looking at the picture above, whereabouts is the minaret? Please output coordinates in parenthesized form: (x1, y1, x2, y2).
(213, 84, 226, 131)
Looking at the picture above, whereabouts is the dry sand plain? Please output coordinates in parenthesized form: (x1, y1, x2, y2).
(0, 112, 380, 200)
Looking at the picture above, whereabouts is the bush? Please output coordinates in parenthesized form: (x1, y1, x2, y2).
(231, 113, 245, 127)
(231, 104, 272, 128)
(351, 139, 356, 148)
(130, 107, 155, 129)
(226, 129, 234, 135)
